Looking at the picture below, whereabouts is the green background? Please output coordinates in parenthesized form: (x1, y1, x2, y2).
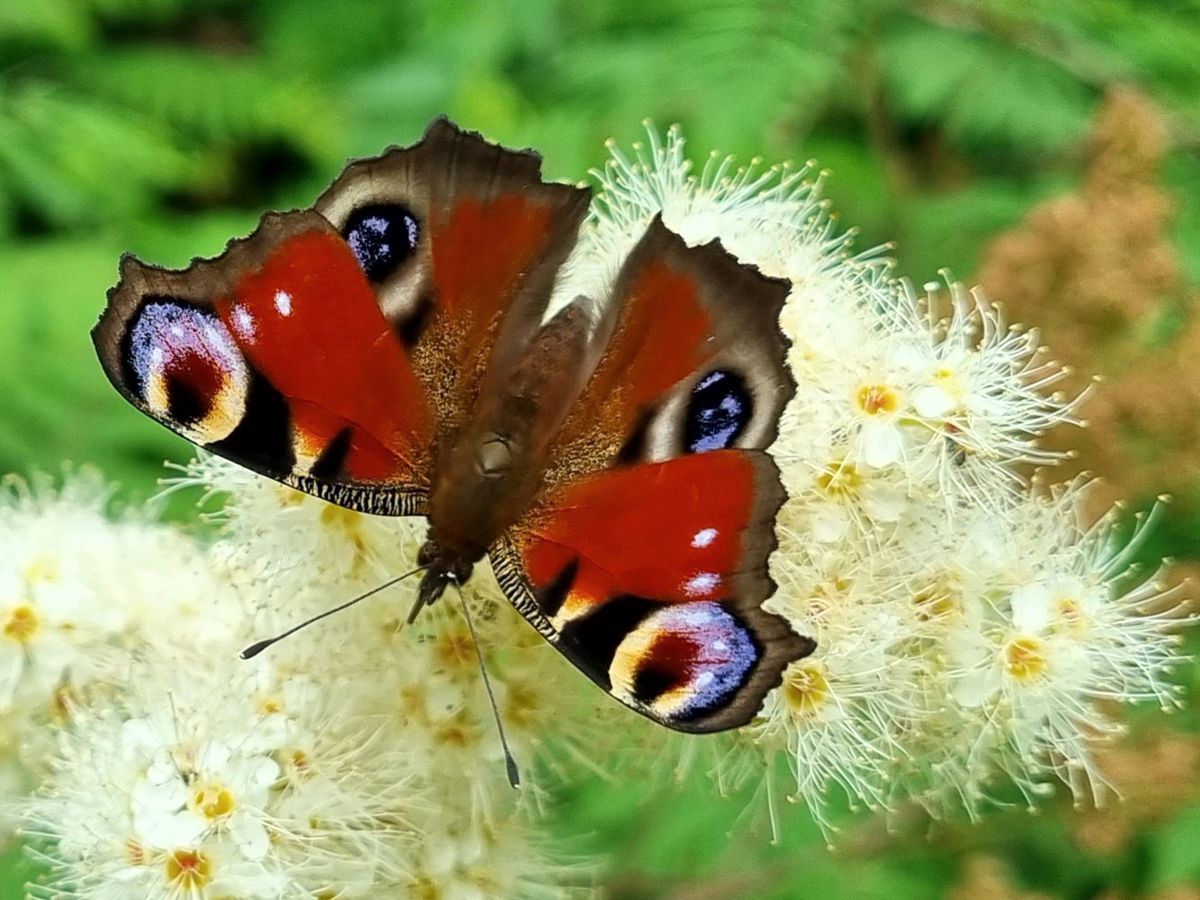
(3, 1, 1200, 897)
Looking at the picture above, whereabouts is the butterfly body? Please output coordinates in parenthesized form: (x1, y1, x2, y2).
(419, 301, 597, 613)
(94, 118, 816, 733)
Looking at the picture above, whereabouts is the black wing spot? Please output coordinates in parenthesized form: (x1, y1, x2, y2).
(209, 372, 294, 475)
(559, 595, 655, 689)
(631, 660, 682, 706)
(342, 204, 420, 282)
(615, 406, 656, 465)
(684, 369, 752, 453)
(163, 371, 213, 426)
(309, 427, 354, 481)
(536, 557, 578, 619)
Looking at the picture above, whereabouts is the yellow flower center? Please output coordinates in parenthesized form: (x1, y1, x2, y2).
(815, 461, 862, 497)
(436, 718, 479, 748)
(190, 783, 236, 821)
(782, 662, 830, 718)
(436, 629, 475, 669)
(855, 383, 900, 416)
(504, 683, 541, 728)
(258, 697, 283, 715)
(319, 504, 361, 531)
(398, 684, 427, 721)
(165, 849, 212, 889)
(289, 749, 311, 779)
(277, 484, 307, 506)
(3, 604, 39, 643)
(1056, 595, 1085, 633)
(913, 573, 963, 621)
(1004, 636, 1048, 682)
(319, 504, 369, 563)
(413, 877, 443, 900)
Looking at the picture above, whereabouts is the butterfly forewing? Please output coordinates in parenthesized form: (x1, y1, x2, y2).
(93, 211, 435, 514)
(93, 119, 590, 515)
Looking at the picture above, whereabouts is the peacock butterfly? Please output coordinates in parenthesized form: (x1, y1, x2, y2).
(92, 118, 816, 733)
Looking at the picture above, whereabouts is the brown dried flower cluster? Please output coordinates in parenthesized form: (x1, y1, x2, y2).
(976, 87, 1199, 522)
(949, 857, 1055, 900)
(951, 855, 1200, 900)
(1072, 730, 1200, 855)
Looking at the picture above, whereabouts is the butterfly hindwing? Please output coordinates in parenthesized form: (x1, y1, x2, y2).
(494, 450, 812, 731)
(492, 219, 812, 731)
(538, 215, 795, 494)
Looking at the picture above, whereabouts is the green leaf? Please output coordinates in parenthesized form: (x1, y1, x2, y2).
(880, 18, 1097, 157)
(1145, 801, 1200, 890)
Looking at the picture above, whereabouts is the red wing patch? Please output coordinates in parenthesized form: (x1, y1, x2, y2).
(314, 119, 591, 445)
(521, 451, 758, 622)
(543, 214, 794, 486)
(430, 194, 558, 321)
(215, 229, 433, 483)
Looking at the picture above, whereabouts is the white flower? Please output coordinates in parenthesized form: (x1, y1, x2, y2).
(158, 456, 612, 883)
(883, 280, 1083, 503)
(731, 541, 927, 836)
(130, 738, 278, 859)
(931, 486, 1190, 806)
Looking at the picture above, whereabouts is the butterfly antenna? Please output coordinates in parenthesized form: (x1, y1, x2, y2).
(452, 581, 521, 789)
(240, 565, 426, 660)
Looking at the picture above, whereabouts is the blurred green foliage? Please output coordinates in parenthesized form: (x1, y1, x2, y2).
(3, 1, 1200, 897)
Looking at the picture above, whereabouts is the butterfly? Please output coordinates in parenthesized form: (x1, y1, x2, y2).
(92, 118, 816, 733)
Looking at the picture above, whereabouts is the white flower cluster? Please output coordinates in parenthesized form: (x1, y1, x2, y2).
(582, 125, 1191, 835)
(6, 123, 1193, 897)
(14, 469, 601, 898)
(0, 469, 240, 822)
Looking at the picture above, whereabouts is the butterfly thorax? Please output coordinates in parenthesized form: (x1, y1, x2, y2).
(418, 302, 597, 609)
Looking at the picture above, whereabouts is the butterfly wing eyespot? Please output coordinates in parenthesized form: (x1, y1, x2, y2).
(93, 211, 435, 516)
(122, 299, 250, 445)
(610, 602, 760, 722)
(543, 215, 794, 484)
(341, 203, 422, 283)
(683, 369, 753, 453)
(314, 119, 592, 442)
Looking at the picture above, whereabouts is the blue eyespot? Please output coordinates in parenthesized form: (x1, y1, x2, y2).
(620, 601, 758, 720)
(684, 369, 752, 453)
(342, 204, 420, 282)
